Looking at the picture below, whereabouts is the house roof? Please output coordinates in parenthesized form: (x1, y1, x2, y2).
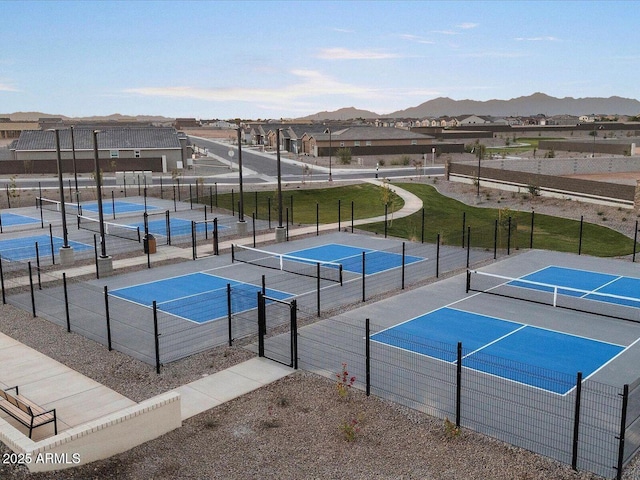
(13, 127, 182, 151)
(312, 126, 432, 141)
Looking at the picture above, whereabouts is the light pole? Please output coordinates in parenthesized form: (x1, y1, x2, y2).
(92, 130, 107, 258)
(236, 126, 247, 235)
(70, 126, 79, 204)
(328, 128, 333, 182)
(50, 128, 74, 264)
(275, 129, 286, 242)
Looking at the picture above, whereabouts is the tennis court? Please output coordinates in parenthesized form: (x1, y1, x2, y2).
(0, 235, 92, 261)
(109, 272, 293, 324)
(371, 306, 625, 395)
(0, 212, 40, 227)
(127, 217, 227, 238)
(284, 243, 425, 275)
(512, 265, 640, 308)
(80, 200, 157, 215)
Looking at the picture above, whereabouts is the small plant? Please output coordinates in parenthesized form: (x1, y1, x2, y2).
(337, 147, 352, 165)
(340, 417, 361, 442)
(377, 159, 385, 167)
(444, 417, 461, 438)
(527, 183, 540, 196)
(336, 362, 356, 399)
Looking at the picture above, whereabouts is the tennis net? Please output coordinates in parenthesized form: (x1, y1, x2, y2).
(37, 197, 82, 216)
(232, 244, 343, 284)
(77, 215, 141, 242)
(467, 269, 640, 323)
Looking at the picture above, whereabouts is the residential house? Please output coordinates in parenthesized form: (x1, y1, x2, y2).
(6, 126, 189, 175)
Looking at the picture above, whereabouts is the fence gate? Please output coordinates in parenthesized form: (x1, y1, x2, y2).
(257, 292, 298, 368)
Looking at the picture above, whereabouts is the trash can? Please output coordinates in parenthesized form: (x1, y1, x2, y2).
(143, 234, 157, 254)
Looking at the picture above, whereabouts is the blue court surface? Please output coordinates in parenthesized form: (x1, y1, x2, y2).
(127, 218, 227, 238)
(81, 200, 157, 215)
(371, 307, 625, 395)
(0, 212, 40, 227)
(0, 235, 92, 261)
(287, 243, 424, 275)
(110, 272, 293, 324)
(512, 266, 640, 308)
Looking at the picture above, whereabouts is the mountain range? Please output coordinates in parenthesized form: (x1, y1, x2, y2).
(298, 93, 640, 121)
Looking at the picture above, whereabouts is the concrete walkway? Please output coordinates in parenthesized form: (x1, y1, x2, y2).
(0, 181, 422, 440)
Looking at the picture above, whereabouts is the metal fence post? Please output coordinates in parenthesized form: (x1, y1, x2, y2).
(28, 262, 36, 317)
(104, 286, 112, 351)
(290, 299, 298, 369)
(366, 318, 371, 396)
(456, 342, 462, 427)
(571, 372, 583, 471)
(63, 273, 70, 333)
(227, 283, 233, 346)
(153, 301, 160, 374)
(616, 384, 629, 480)
(578, 215, 584, 255)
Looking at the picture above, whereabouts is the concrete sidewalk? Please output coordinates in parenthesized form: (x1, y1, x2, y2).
(0, 329, 293, 439)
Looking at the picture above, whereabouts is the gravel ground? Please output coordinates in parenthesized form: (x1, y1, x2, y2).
(1, 178, 639, 480)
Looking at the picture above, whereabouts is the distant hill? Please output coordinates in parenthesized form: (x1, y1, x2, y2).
(1, 112, 175, 123)
(297, 93, 640, 121)
(297, 107, 379, 121)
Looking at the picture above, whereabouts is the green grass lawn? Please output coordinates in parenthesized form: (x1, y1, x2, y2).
(358, 183, 637, 257)
(205, 183, 404, 225)
(204, 182, 636, 258)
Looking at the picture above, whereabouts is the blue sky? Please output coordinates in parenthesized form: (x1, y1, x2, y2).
(1, 0, 638, 119)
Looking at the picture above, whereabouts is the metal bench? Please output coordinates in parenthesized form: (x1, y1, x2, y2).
(0, 386, 57, 439)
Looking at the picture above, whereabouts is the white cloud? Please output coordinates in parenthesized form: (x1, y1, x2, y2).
(399, 34, 435, 44)
(124, 70, 386, 105)
(0, 83, 19, 92)
(515, 36, 559, 41)
(459, 51, 527, 58)
(331, 27, 354, 33)
(456, 22, 479, 29)
(431, 30, 460, 35)
(316, 47, 402, 60)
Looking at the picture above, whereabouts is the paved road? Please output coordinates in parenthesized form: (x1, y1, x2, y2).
(0, 137, 444, 190)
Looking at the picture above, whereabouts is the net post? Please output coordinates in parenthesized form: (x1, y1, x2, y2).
(111, 191, 116, 220)
(339, 264, 343, 286)
(553, 286, 558, 307)
(571, 371, 583, 471)
(191, 221, 196, 260)
(616, 384, 629, 480)
(362, 251, 366, 302)
(28, 262, 36, 317)
(456, 342, 462, 427)
(63, 273, 71, 333)
(231, 244, 235, 262)
(104, 286, 112, 351)
(227, 283, 233, 346)
(465, 270, 470, 293)
(153, 301, 161, 374)
(166, 210, 171, 245)
(49, 224, 55, 265)
(261, 275, 266, 295)
(290, 299, 297, 369)
(436, 233, 440, 278)
(365, 318, 371, 397)
(279, 252, 284, 271)
(316, 262, 321, 317)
